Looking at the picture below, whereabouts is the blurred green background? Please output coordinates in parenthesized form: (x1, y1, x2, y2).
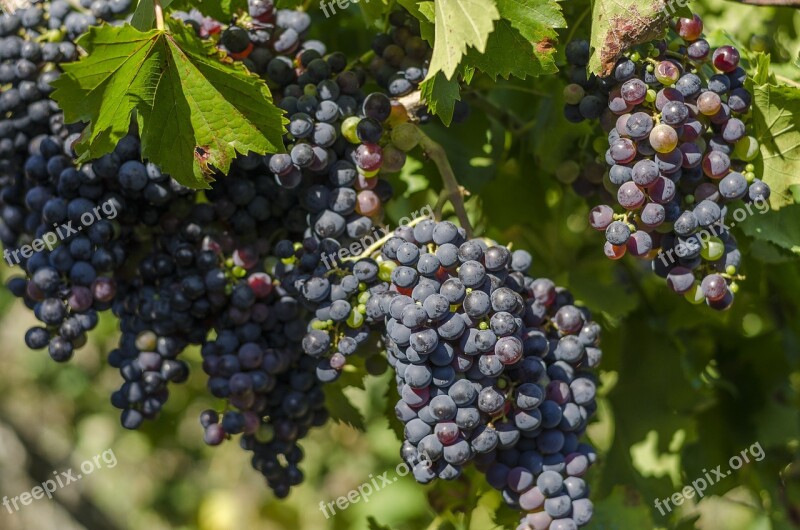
(1, 0, 799, 529)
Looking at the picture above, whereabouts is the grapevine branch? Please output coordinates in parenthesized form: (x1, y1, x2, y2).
(415, 127, 474, 238)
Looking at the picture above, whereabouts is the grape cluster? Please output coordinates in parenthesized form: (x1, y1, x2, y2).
(180, 5, 410, 244)
(368, 220, 601, 526)
(562, 40, 612, 125)
(566, 13, 769, 309)
(198, 254, 329, 499)
(368, 10, 430, 98)
(2, 0, 604, 516)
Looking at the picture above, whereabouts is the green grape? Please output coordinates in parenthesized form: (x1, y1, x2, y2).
(347, 308, 364, 328)
(378, 260, 397, 282)
(684, 283, 705, 304)
(734, 136, 760, 161)
(390, 122, 420, 151)
(341, 116, 361, 144)
(700, 237, 725, 261)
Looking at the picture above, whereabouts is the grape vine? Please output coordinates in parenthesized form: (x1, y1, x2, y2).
(0, 0, 798, 528)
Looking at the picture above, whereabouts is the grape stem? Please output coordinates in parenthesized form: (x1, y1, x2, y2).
(341, 216, 430, 263)
(414, 127, 474, 238)
(154, 0, 165, 31)
(775, 74, 800, 87)
(64, 0, 91, 15)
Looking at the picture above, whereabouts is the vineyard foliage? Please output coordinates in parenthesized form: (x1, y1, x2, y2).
(0, 0, 799, 529)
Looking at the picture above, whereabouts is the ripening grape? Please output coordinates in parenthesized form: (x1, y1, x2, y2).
(650, 124, 679, 153)
(712, 45, 741, 73)
(676, 14, 704, 41)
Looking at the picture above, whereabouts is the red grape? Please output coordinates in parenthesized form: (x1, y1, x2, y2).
(712, 45, 740, 73)
(676, 14, 704, 41)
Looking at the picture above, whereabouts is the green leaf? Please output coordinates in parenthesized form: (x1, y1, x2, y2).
(323, 382, 366, 431)
(750, 51, 773, 86)
(418, 1, 435, 22)
(752, 81, 800, 209)
(367, 516, 393, 530)
(588, 0, 671, 76)
(426, 0, 500, 81)
(420, 71, 462, 125)
(397, 156, 430, 198)
(463, 17, 558, 80)
(591, 486, 655, 528)
(474, 0, 563, 78)
(51, 21, 286, 189)
(131, 0, 176, 31)
(170, 0, 248, 21)
(740, 204, 800, 256)
(359, 0, 391, 26)
(397, 0, 435, 41)
(51, 25, 163, 162)
(749, 239, 800, 263)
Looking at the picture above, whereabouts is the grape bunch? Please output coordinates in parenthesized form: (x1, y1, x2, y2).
(565, 13, 769, 310)
(182, 5, 410, 245)
(562, 40, 612, 125)
(367, 220, 601, 526)
(368, 10, 430, 98)
(1, 0, 605, 518)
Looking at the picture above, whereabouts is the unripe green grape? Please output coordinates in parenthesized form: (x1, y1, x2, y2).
(700, 237, 725, 261)
(341, 116, 361, 144)
(378, 260, 396, 282)
(684, 283, 705, 304)
(390, 122, 420, 151)
(347, 308, 364, 328)
(734, 136, 760, 161)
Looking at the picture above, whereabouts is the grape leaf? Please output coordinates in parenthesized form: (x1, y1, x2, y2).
(426, 0, 500, 81)
(51, 20, 286, 189)
(169, 0, 248, 21)
(131, 0, 176, 31)
(367, 517, 393, 530)
(588, 0, 671, 76)
(397, 0, 435, 42)
(383, 378, 405, 441)
(463, 17, 557, 80)
(752, 82, 800, 209)
(420, 71, 462, 126)
(50, 25, 163, 162)
(465, 0, 563, 79)
(323, 382, 366, 431)
(739, 205, 800, 256)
